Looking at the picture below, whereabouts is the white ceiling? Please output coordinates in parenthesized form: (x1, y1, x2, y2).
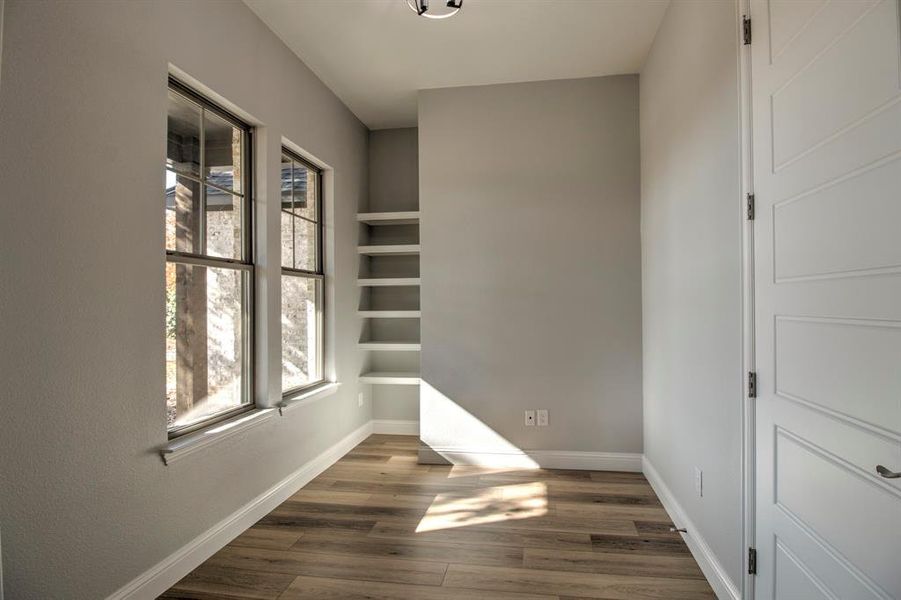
(244, 0, 669, 130)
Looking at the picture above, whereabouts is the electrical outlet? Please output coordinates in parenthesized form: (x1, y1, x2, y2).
(358, 392, 364, 408)
(524, 410, 536, 426)
(536, 409, 549, 427)
(695, 467, 703, 497)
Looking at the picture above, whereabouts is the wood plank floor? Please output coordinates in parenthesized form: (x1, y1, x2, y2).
(159, 435, 714, 600)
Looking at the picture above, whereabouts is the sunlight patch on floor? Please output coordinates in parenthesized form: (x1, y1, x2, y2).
(415, 481, 548, 532)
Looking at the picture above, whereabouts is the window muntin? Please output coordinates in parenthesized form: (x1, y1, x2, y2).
(280, 150, 324, 394)
(165, 79, 253, 437)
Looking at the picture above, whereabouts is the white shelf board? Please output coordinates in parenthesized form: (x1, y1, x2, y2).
(359, 372, 421, 385)
(357, 310, 422, 318)
(358, 244, 420, 256)
(357, 277, 421, 287)
(357, 341, 421, 351)
(357, 211, 420, 225)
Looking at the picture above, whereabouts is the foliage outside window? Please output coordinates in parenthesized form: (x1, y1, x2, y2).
(165, 79, 254, 436)
(280, 150, 324, 394)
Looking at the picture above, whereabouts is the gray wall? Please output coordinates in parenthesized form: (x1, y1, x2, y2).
(367, 128, 419, 213)
(418, 76, 643, 455)
(640, 0, 743, 588)
(366, 128, 420, 422)
(0, 1, 368, 598)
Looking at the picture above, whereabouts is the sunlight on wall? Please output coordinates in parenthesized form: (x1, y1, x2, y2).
(415, 481, 548, 532)
(420, 381, 539, 468)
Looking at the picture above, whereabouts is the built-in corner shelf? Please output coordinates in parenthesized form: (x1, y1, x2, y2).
(358, 244, 421, 256)
(357, 277, 421, 287)
(357, 310, 421, 318)
(359, 372, 421, 385)
(357, 211, 420, 226)
(358, 341, 422, 351)
(357, 208, 421, 387)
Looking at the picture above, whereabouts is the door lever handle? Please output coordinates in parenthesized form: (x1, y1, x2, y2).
(876, 465, 900, 479)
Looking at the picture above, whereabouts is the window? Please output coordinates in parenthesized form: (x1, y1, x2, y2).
(280, 149, 324, 394)
(165, 79, 253, 437)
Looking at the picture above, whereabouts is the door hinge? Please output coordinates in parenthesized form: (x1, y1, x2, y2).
(743, 16, 752, 45)
(746, 193, 755, 220)
(748, 547, 758, 575)
(748, 371, 757, 398)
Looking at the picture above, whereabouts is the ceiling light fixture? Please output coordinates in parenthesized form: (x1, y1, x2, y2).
(406, 0, 463, 20)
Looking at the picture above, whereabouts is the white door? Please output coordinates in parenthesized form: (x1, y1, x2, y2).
(751, 0, 901, 598)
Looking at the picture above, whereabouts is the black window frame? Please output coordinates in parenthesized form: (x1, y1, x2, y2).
(280, 147, 326, 397)
(165, 77, 255, 439)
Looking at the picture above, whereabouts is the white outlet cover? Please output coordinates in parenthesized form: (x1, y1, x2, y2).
(525, 410, 535, 426)
(695, 467, 703, 497)
(358, 392, 364, 407)
(537, 409, 548, 427)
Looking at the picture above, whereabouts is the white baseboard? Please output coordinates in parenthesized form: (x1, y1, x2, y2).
(107, 421, 373, 600)
(420, 447, 642, 472)
(371, 419, 419, 435)
(531, 450, 642, 471)
(642, 457, 741, 600)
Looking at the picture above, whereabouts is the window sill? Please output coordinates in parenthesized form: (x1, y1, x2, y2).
(279, 381, 340, 415)
(160, 408, 278, 465)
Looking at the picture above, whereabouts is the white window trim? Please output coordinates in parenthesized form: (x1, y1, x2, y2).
(158, 381, 339, 465)
(157, 97, 343, 467)
(160, 408, 278, 465)
(279, 381, 340, 415)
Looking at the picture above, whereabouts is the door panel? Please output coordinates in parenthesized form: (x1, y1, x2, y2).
(775, 316, 901, 434)
(774, 540, 836, 600)
(770, 0, 899, 170)
(776, 427, 898, 588)
(774, 386, 901, 495)
(752, 0, 901, 598)
(768, 0, 827, 64)
(774, 525, 882, 600)
(773, 160, 901, 281)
